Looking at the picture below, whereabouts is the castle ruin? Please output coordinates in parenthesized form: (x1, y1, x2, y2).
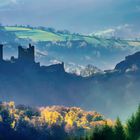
(0, 44, 64, 74)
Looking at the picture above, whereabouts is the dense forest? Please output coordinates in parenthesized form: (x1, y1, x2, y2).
(0, 101, 139, 140)
(78, 105, 140, 140)
(0, 101, 112, 140)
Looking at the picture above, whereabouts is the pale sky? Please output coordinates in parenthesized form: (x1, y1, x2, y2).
(0, 0, 140, 36)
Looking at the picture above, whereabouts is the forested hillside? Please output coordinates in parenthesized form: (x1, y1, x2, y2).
(0, 101, 112, 140)
(80, 105, 140, 140)
(0, 101, 140, 140)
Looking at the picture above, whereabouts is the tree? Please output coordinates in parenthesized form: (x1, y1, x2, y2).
(126, 105, 140, 140)
(92, 124, 114, 140)
(114, 117, 126, 140)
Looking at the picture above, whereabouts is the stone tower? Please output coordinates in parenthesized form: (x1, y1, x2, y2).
(0, 44, 3, 61)
(18, 44, 35, 63)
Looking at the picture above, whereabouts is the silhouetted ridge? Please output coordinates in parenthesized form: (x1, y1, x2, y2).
(0, 45, 140, 121)
(115, 51, 140, 72)
(0, 44, 65, 74)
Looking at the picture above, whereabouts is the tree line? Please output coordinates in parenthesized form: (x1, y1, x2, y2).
(0, 101, 140, 140)
(74, 105, 140, 140)
(0, 101, 111, 140)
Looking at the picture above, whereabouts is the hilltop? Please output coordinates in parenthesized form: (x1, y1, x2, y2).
(4, 26, 140, 47)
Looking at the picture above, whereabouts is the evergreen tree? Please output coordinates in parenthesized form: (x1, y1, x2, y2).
(114, 117, 126, 140)
(126, 105, 140, 140)
(92, 124, 114, 140)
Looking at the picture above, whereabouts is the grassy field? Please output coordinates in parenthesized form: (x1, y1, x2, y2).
(4, 26, 113, 44)
(5, 26, 83, 42)
(5, 27, 64, 41)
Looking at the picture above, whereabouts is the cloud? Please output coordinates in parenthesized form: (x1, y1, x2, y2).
(0, 0, 20, 11)
(113, 24, 140, 39)
(0, 0, 9, 7)
(93, 24, 140, 39)
(10, 0, 18, 4)
(50, 59, 62, 64)
(94, 29, 115, 37)
(35, 49, 48, 58)
(0, 0, 18, 6)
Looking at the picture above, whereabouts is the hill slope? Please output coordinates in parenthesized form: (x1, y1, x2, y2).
(4, 26, 140, 48)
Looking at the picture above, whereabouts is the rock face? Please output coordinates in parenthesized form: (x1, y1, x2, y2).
(115, 52, 140, 72)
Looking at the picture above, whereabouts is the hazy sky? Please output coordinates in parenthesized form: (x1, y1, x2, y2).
(0, 0, 140, 35)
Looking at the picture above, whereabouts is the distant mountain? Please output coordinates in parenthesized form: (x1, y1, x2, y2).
(115, 51, 140, 72)
(65, 63, 102, 77)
